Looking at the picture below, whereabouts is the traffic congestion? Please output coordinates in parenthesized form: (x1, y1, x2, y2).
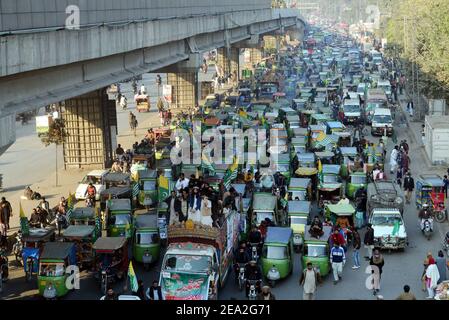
(1, 21, 449, 302)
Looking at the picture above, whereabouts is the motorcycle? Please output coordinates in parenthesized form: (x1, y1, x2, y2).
(422, 219, 433, 240)
(246, 279, 261, 300)
(250, 243, 260, 262)
(85, 196, 95, 208)
(0, 251, 9, 293)
(12, 231, 23, 265)
(142, 250, 152, 272)
(234, 263, 246, 292)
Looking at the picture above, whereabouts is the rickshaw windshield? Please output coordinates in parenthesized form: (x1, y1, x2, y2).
(143, 181, 156, 191)
(256, 212, 274, 225)
(304, 244, 327, 257)
(262, 246, 288, 259)
(290, 216, 308, 225)
(164, 254, 212, 273)
(39, 263, 65, 277)
(111, 214, 131, 225)
(343, 105, 360, 113)
(371, 214, 403, 226)
(136, 232, 158, 245)
(290, 190, 306, 201)
(323, 175, 338, 183)
(81, 175, 100, 184)
(351, 175, 367, 184)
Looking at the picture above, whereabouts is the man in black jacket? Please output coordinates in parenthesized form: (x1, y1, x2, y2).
(403, 172, 415, 204)
(364, 224, 375, 260)
(164, 191, 182, 224)
(146, 280, 163, 300)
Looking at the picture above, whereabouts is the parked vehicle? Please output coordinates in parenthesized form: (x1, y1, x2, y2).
(416, 175, 447, 222)
(367, 181, 404, 215)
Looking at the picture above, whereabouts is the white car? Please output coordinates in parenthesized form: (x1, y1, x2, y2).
(75, 170, 109, 201)
(370, 208, 407, 250)
(100, 295, 141, 300)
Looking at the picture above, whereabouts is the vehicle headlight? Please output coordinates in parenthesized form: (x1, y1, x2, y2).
(395, 197, 403, 204)
(293, 234, 302, 244)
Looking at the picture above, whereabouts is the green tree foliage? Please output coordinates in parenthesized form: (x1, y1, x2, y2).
(40, 118, 68, 147)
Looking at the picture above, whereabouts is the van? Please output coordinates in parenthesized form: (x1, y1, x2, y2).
(365, 89, 388, 124)
(75, 170, 110, 201)
(342, 99, 361, 125)
(377, 80, 392, 102)
(371, 108, 393, 136)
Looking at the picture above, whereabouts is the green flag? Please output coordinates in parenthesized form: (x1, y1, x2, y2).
(128, 261, 139, 293)
(223, 157, 239, 190)
(392, 219, 400, 236)
(201, 153, 216, 176)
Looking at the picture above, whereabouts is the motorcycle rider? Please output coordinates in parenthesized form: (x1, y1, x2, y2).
(233, 247, 251, 283)
(85, 183, 97, 206)
(244, 260, 262, 297)
(248, 226, 263, 256)
(418, 204, 434, 232)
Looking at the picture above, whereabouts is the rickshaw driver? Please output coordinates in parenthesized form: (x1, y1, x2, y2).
(309, 217, 324, 239)
(85, 183, 97, 204)
(244, 260, 262, 297)
(418, 204, 434, 232)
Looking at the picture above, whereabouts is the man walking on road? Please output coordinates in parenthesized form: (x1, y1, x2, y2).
(396, 285, 416, 300)
(330, 242, 345, 285)
(0, 197, 13, 230)
(403, 172, 415, 204)
(300, 262, 320, 300)
(129, 111, 138, 137)
(364, 223, 375, 260)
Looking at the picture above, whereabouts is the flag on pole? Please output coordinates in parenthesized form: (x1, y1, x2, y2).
(392, 219, 400, 236)
(317, 159, 323, 183)
(65, 192, 74, 224)
(158, 174, 174, 202)
(19, 202, 30, 235)
(223, 156, 239, 190)
(128, 261, 139, 293)
(132, 182, 140, 198)
(201, 153, 216, 176)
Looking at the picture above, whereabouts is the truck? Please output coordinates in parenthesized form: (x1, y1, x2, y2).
(369, 208, 408, 250)
(159, 211, 239, 300)
(367, 181, 404, 216)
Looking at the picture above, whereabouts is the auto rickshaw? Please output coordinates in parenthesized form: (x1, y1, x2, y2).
(100, 173, 132, 211)
(313, 134, 338, 152)
(325, 203, 356, 241)
(37, 242, 77, 299)
(93, 237, 128, 295)
(105, 199, 134, 239)
(137, 169, 158, 208)
(291, 136, 308, 154)
(62, 225, 97, 269)
(288, 200, 311, 251)
(261, 227, 293, 287)
(326, 121, 345, 134)
(270, 153, 291, 183)
(22, 227, 56, 282)
(69, 207, 98, 226)
(299, 109, 317, 128)
(416, 175, 447, 222)
(309, 125, 326, 149)
(364, 144, 385, 173)
(346, 172, 368, 199)
(252, 193, 278, 227)
(302, 226, 332, 276)
(337, 147, 358, 178)
(315, 151, 336, 165)
(334, 131, 352, 147)
(133, 214, 161, 270)
(135, 94, 150, 112)
(317, 164, 343, 204)
(310, 113, 333, 126)
(288, 177, 312, 201)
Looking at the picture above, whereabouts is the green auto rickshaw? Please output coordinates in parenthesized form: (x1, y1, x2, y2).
(288, 178, 312, 201)
(261, 227, 293, 287)
(106, 199, 134, 239)
(38, 242, 77, 299)
(133, 214, 161, 271)
(288, 200, 311, 252)
(137, 169, 158, 208)
(325, 203, 356, 231)
(62, 225, 98, 269)
(302, 225, 332, 276)
(69, 207, 99, 226)
(346, 172, 368, 199)
(337, 147, 358, 179)
(252, 193, 278, 227)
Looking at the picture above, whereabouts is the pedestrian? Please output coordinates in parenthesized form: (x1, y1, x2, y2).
(330, 242, 345, 285)
(403, 171, 415, 204)
(135, 280, 145, 300)
(363, 223, 375, 260)
(389, 146, 399, 174)
(369, 249, 384, 295)
(300, 261, 320, 300)
(421, 124, 426, 144)
(396, 285, 416, 300)
(443, 175, 449, 198)
(396, 166, 403, 188)
(0, 197, 13, 230)
(0, 220, 7, 250)
(258, 285, 276, 300)
(435, 250, 447, 283)
(146, 280, 163, 300)
(352, 228, 361, 269)
(425, 263, 440, 299)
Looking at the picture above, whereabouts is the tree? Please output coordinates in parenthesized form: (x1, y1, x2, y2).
(40, 118, 68, 187)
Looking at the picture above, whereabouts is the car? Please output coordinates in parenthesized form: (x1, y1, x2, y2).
(100, 295, 141, 300)
(369, 208, 407, 250)
(371, 108, 393, 136)
(75, 170, 109, 201)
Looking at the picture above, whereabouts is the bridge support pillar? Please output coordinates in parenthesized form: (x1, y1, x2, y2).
(217, 47, 240, 82)
(167, 72, 199, 112)
(63, 89, 117, 169)
(249, 47, 263, 66)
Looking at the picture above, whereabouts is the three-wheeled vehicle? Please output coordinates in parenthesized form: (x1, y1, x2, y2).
(22, 227, 56, 282)
(69, 207, 98, 226)
(105, 199, 134, 239)
(135, 94, 151, 112)
(288, 200, 311, 251)
(93, 237, 129, 295)
(261, 227, 293, 287)
(325, 203, 356, 237)
(416, 175, 447, 222)
(100, 173, 132, 211)
(302, 226, 332, 276)
(317, 164, 343, 204)
(346, 172, 368, 199)
(337, 147, 358, 178)
(133, 214, 161, 271)
(252, 193, 278, 227)
(288, 178, 312, 201)
(38, 242, 77, 299)
(62, 225, 97, 269)
(137, 170, 158, 208)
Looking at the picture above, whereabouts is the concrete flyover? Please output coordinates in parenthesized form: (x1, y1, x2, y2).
(0, 0, 305, 118)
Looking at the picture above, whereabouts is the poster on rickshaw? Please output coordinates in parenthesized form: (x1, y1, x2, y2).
(163, 85, 172, 103)
(161, 272, 210, 300)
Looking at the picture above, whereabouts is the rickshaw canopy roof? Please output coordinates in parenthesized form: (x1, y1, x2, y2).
(137, 170, 157, 179)
(322, 164, 341, 174)
(326, 121, 345, 129)
(326, 203, 355, 215)
(297, 152, 315, 162)
(304, 225, 332, 242)
(315, 151, 335, 158)
(293, 128, 309, 136)
(333, 131, 352, 138)
(419, 175, 444, 187)
(312, 114, 332, 121)
(63, 225, 96, 238)
(289, 178, 312, 189)
(265, 227, 292, 244)
(253, 193, 277, 211)
(107, 199, 132, 211)
(41, 242, 75, 260)
(288, 200, 311, 214)
(339, 147, 358, 156)
(309, 125, 325, 132)
(22, 227, 55, 242)
(135, 214, 158, 229)
(104, 172, 131, 182)
(93, 237, 127, 251)
(72, 207, 96, 219)
(295, 167, 318, 175)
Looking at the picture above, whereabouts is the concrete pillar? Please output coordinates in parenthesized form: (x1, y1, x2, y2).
(63, 89, 117, 169)
(0, 114, 16, 156)
(217, 47, 240, 81)
(167, 72, 198, 112)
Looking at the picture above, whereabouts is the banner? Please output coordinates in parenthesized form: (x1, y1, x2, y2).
(161, 272, 210, 300)
(163, 85, 172, 103)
